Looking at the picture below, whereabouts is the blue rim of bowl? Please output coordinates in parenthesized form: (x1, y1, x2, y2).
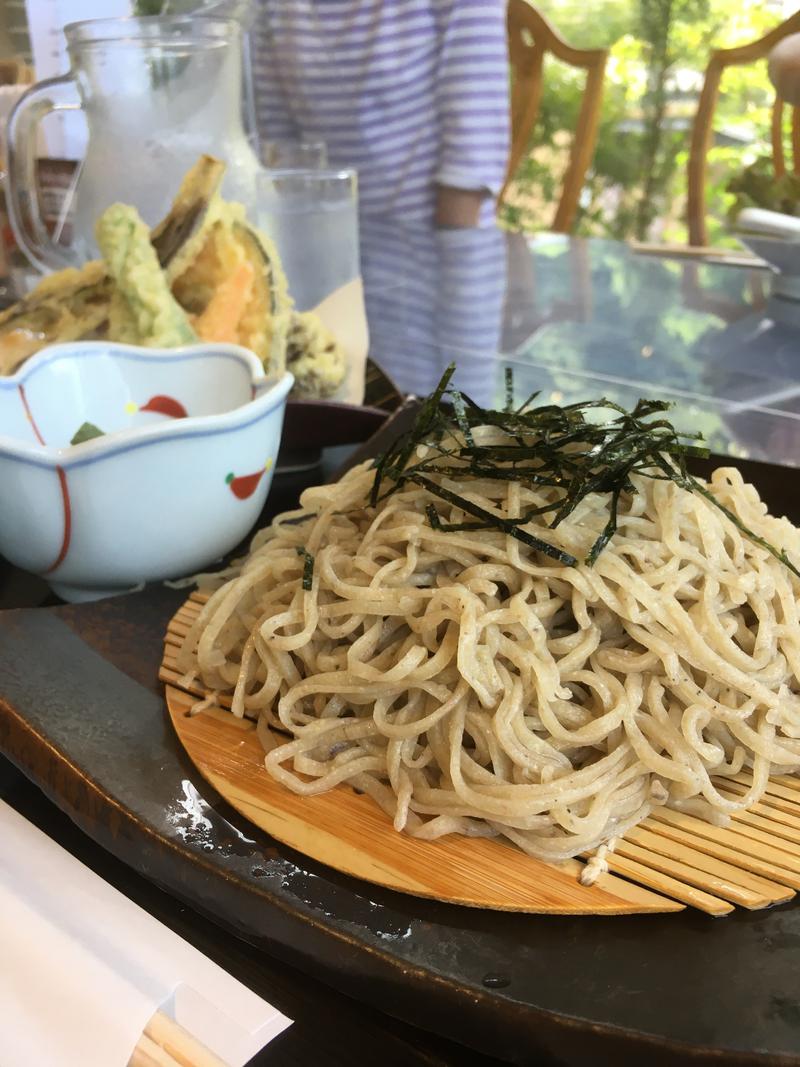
(0, 342, 293, 471)
(1, 340, 266, 388)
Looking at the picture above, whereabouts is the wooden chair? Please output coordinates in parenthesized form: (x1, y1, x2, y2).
(687, 11, 800, 247)
(500, 0, 607, 234)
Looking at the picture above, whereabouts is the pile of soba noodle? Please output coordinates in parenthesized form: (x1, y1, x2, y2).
(178, 446, 800, 863)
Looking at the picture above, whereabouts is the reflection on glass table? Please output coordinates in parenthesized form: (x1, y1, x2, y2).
(501, 234, 773, 400)
(3, 207, 800, 468)
(499, 234, 800, 465)
(358, 221, 800, 468)
(360, 219, 507, 408)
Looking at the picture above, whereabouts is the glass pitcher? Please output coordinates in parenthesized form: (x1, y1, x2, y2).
(6, 15, 261, 272)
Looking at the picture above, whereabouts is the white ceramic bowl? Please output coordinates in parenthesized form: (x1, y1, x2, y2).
(0, 342, 293, 601)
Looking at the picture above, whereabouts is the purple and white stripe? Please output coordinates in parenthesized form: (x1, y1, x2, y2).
(251, 0, 510, 222)
(360, 218, 508, 405)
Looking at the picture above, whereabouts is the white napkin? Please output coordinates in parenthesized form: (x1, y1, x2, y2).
(0, 800, 291, 1067)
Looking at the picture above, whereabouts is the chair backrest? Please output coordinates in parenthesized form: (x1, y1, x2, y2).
(687, 11, 800, 246)
(500, 0, 607, 233)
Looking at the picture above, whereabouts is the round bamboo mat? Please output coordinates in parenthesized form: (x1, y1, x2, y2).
(161, 592, 800, 917)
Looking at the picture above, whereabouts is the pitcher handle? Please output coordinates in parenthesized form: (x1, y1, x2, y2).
(6, 75, 82, 273)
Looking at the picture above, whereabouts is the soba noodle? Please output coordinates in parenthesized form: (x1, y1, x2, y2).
(178, 456, 800, 862)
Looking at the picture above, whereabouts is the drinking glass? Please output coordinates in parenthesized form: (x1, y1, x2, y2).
(261, 139, 327, 169)
(256, 167, 358, 310)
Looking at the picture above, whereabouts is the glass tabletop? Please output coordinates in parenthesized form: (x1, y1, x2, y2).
(4, 216, 800, 466)
(359, 220, 800, 467)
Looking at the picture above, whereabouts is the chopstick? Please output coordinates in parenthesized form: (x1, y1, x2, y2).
(128, 1011, 230, 1067)
(129, 1032, 182, 1067)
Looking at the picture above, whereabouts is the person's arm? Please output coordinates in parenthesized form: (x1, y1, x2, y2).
(435, 186, 486, 227)
(434, 0, 510, 227)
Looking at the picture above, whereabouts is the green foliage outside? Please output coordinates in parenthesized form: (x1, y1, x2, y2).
(728, 155, 800, 217)
(500, 0, 779, 243)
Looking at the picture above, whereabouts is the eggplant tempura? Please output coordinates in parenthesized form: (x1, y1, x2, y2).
(0, 156, 346, 398)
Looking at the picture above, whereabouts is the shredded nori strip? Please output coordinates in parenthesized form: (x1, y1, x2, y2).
(504, 366, 514, 413)
(369, 364, 800, 577)
(450, 389, 474, 449)
(295, 546, 315, 590)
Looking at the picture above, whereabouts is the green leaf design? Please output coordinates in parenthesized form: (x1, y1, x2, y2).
(70, 422, 106, 446)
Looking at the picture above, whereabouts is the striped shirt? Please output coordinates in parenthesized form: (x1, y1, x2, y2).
(360, 217, 508, 404)
(251, 1, 510, 223)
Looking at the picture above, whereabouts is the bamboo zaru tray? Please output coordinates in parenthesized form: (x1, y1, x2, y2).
(161, 592, 800, 918)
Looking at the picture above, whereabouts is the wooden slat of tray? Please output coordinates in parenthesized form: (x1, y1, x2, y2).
(732, 806, 800, 843)
(730, 771, 800, 801)
(616, 831, 793, 909)
(720, 780, 800, 818)
(161, 596, 800, 916)
(650, 808, 800, 873)
(600, 854, 733, 916)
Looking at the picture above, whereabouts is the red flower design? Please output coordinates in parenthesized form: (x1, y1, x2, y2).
(139, 395, 188, 419)
(225, 459, 273, 499)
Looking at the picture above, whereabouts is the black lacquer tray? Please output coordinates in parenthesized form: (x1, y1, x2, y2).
(3, 409, 800, 1067)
